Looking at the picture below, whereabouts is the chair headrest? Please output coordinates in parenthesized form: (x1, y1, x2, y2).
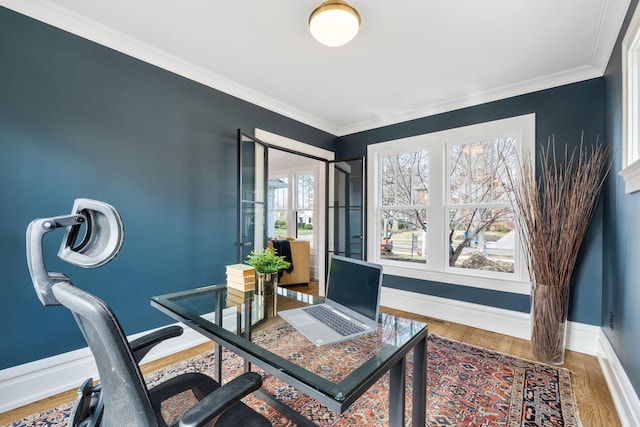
(26, 198, 124, 306)
(58, 199, 124, 268)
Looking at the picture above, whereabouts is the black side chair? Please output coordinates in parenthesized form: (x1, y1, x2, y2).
(26, 199, 271, 427)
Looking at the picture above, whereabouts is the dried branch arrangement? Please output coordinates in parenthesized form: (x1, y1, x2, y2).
(511, 136, 610, 363)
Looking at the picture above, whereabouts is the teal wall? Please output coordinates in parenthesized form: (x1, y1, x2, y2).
(337, 79, 606, 325)
(3, 5, 637, 406)
(603, 0, 640, 399)
(0, 7, 335, 369)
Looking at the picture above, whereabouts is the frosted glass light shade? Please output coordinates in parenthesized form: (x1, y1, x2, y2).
(309, 0, 360, 47)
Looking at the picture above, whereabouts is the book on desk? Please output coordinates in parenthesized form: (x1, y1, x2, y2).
(225, 263, 255, 292)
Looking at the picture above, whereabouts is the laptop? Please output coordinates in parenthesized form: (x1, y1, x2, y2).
(278, 255, 383, 346)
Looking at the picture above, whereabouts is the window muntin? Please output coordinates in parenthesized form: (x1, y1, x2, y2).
(367, 114, 534, 294)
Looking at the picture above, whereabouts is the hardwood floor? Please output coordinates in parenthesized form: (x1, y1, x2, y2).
(0, 282, 621, 426)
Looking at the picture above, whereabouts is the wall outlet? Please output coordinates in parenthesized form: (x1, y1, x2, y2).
(609, 312, 614, 330)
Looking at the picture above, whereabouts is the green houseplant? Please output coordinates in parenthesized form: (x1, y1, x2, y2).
(245, 248, 291, 296)
(245, 248, 290, 274)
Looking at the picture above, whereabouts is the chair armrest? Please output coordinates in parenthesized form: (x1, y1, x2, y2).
(129, 325, 183, 363)
(178, 372, 263, 427)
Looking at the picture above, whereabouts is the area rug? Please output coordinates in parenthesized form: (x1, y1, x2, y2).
(4, 334, 581, 427)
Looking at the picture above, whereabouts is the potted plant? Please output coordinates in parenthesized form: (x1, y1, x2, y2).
(509, 136, 609, 364)
(245, 248, 291, 295)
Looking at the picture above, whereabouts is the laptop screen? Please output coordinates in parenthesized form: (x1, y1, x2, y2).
(325, 255, 383, 322)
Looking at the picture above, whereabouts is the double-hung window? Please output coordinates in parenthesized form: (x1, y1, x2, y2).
(367, 114, 535, 294)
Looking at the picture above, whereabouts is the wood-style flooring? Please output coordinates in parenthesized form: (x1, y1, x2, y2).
(0, 281, 621, 426)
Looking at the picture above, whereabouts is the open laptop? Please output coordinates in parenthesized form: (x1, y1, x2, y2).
(278, 255, 383, 346)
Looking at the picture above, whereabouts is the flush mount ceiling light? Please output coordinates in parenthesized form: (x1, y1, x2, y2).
(309, 0, 361, 47)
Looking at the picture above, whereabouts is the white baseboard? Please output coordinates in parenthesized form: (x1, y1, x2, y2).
(381, 287, 601, 355)
(0, 322, 209, 413)
(597, 330, 640, 427)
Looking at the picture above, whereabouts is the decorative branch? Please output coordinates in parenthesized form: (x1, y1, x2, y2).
(511, 135, 609, 290)
(509, 134, 610, 363)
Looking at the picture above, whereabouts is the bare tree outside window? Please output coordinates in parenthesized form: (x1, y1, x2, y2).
(447, 138, 517, 272)
(378, 139, 518, 273)
(380, 151, 429, 263)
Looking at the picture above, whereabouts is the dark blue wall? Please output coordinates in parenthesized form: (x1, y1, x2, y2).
(1, 3, 628, 390)
(0, 7, 335, 369)
(337, 79, 606, 325)
(603, 0, 640, 399)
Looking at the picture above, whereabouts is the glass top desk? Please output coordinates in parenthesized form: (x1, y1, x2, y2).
(151, 284, 427, 427)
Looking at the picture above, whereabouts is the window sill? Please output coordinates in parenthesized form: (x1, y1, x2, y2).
(382, 264, 531, 295)
(619, 159, 640, 194)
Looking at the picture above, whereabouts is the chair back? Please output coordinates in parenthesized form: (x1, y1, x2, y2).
(53, 282, 158, 426)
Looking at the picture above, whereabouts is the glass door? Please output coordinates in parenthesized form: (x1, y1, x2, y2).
(236, 130, 268, 262)
(326, 157, 366, 263)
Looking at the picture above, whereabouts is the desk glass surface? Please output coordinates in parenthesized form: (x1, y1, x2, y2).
(151, 284, 427, 409)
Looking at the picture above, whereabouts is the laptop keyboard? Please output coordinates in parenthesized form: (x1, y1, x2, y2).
(303, 305, 366, 336)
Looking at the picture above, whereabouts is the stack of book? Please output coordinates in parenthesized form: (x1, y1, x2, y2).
(225, 263, 255, 292)
(226, 286, 249, 307)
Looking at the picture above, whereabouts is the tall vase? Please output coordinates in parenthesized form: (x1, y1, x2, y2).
(530, 282, 571, 365)
(256, 272, 278, 318)
(256, 272, 277, 296)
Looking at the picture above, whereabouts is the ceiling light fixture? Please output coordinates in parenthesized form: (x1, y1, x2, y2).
(308, 0, 361, 47)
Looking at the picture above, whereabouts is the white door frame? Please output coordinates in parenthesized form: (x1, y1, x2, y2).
(255, 129, 334, 296)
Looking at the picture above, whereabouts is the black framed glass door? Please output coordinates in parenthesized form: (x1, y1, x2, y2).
(236, 130, 268, 262)
(326, 157, 366, 263)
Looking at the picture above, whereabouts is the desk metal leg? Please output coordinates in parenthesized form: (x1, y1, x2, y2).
(214, 295, 223, 382)
(412, 335, 427, 426)
(389, 354, 406, 427)
(244, 297, 252, 372)
(254, 389, 318, 427)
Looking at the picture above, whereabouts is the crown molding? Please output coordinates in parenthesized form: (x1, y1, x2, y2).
(0, 0, 630, 137)
(0, 0, 341, 135)
(336, 65, 603, 136)
(590, 0, 632, 70)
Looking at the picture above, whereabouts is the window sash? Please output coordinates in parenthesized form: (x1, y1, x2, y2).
(367, 114, 534, 295)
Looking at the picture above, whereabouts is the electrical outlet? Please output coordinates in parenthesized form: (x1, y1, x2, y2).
(609, 312, 614, 330)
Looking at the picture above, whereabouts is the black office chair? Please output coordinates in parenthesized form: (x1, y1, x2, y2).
(26, 199, 271, 427)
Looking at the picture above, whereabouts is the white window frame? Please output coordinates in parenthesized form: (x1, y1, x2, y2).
(621, 1, 640, 194)
(367, 114, 535, 295)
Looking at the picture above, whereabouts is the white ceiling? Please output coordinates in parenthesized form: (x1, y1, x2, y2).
(2, 0, 631, 136)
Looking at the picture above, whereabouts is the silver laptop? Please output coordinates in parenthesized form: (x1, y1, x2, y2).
(278, 255, 383, 346)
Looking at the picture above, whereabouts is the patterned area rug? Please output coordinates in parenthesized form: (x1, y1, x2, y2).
(4, 334, 581, 427)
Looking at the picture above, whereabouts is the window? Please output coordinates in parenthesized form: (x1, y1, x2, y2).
(621, 1, 640, 193)
(296, 174, 315, 242)
(267, 167, 318, 247)
(268, 176, 288, 236)
(367, 114, 535, 294)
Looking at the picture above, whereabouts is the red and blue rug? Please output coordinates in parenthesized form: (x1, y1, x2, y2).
(4, 334, 581, 426)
